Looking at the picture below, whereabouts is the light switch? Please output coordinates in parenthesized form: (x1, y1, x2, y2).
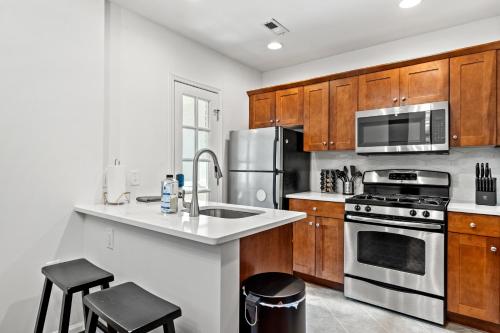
(106, 228, 114, 250)
(129, 170, 140, 186)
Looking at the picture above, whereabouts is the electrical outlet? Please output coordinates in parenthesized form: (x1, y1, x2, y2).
(129, 170, 140, 186)
(106, 228, 114, 250)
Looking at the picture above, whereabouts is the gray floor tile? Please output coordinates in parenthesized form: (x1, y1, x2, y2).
(305, 283, 486, 333)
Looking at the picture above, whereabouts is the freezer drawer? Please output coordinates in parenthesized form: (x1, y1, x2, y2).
(228, 171, 280, 209)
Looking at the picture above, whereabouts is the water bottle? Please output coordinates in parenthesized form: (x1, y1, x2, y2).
(161, 175, 178, 214)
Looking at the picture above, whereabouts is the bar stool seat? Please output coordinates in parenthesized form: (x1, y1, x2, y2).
(34, 258, 114, 333)
(84, 282, 182, 333)
(42, 258, 114, 293)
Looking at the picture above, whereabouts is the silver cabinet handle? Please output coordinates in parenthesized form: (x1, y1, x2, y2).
(322, 142, 327, 146)
(312, 207, 317, 211)
(308, 221, 313, 226)
(276, 119, 280, 123)
(329, 141, 334, 145)
(393, 97, 398, 103)
(315, 223, 320, 228)
(469, 222, 477, 228)
(452, 135, 458, 140)
(491, 246, 497, 253)
(346, 215, 442, 230)
(401, 96, 406, 101)
(269, 119, 274, 123)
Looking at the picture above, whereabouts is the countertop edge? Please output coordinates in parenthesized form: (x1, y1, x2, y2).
(74, 205, 306, 245)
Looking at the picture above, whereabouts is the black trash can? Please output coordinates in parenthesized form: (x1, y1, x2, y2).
(240, 272, 306, 333)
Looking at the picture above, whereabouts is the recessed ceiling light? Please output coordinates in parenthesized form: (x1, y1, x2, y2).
(267, 41, 282, 50)
(399, 0, 422, 8)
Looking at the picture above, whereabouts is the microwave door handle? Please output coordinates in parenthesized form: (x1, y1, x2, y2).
(425, 110, 431, 144)
(346, 215, 442, 230)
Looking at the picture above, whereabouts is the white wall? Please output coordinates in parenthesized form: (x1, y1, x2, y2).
(0, 0, 105, 332)
(263, 15, 500, 86)
(106, 4, 262, 201)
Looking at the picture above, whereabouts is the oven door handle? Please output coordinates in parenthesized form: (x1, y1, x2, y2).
(346, 215, 442, 230)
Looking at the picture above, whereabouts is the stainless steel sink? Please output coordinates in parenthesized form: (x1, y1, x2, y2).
(198, 207, 264, 219)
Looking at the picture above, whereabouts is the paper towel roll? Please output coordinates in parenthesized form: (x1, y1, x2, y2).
(106, 164, 127, 204)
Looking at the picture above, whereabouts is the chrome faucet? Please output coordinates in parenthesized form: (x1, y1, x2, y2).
(188, 148, 223, 217)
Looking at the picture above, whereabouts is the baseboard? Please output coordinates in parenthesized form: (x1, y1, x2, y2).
(447, 312, 500, 333)
(293, 271, 344, 291)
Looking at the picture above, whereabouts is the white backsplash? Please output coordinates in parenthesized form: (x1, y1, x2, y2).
(311, 148, 500, 202)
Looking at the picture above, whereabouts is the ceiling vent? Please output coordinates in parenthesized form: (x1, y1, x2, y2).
(264, 19, 290, 35)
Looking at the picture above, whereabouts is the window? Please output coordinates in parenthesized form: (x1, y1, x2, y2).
(175, 81, 221, 202)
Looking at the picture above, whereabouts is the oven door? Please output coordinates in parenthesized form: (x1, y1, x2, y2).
(344, 216, 445, 296)
(356, 103, 433, 153)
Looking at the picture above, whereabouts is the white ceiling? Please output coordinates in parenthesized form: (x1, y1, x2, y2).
(111, 0, 500, 71)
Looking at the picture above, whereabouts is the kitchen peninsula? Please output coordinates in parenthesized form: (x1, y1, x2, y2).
(75, 202, 305, 333)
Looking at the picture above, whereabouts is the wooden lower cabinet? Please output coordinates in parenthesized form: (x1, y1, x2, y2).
(292, 217, 316, 276)
(315, 217, 344, 282)
(290, 199, 344, 285)
(448, 212, 500, 329)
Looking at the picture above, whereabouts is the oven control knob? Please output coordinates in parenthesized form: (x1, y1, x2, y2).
(365, 206, 371, 212)
(422, 211, 430, 218)
(355, 205, 361, 211)
(410, 209, 417, 216)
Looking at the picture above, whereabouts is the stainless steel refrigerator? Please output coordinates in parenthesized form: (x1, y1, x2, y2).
(228, 127, 310, 209)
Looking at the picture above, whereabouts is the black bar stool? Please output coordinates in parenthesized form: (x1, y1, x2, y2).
(34, 258, 114, 333)
(83, 282, 182, 333)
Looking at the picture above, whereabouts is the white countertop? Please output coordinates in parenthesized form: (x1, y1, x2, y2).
(448, 201, 500, 216)
(286, 192, 500, 216)
(286, 192, 352, 203)
(74, 201, 306, 245)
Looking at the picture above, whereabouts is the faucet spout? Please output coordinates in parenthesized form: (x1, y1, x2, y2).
(189, 148, 223, 217)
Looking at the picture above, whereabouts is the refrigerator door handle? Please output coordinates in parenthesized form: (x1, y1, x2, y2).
(272, 127, 279, 209)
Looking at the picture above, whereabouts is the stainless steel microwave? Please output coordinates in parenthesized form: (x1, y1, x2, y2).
(355, 101, 449, 154)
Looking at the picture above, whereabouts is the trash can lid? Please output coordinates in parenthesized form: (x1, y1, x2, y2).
(242, 272, 305, 305)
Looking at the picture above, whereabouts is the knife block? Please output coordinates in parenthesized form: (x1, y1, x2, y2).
(475, 178, 497, 206)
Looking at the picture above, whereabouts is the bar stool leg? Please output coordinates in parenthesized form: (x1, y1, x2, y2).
(34, 278, 53, 333)
(82, 289, 89, 327)
(84, 311, 98, 333)
(163, 321, 176, 333)
(58, 293, 73, 333)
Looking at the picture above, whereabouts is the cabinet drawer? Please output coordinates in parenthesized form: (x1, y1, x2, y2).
(448, 212, 500, 237)
(289, 199, 344, 219)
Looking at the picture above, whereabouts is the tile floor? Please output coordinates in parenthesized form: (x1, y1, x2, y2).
(306, 283, 485, 333)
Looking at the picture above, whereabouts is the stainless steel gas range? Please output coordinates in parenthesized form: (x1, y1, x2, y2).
(344, 169, 450, 325)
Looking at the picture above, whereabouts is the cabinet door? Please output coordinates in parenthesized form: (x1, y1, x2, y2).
(249, 92, 275, 129)
(399, 59, 449, 105)
(315, 217, 344, 283)
(304, 82, 330, 151)
(293, 217, 316, 276)
(329, 77, 358, 150)
(276, 87, 304, 127)
(358, 69, 400, 110)
(448, 232, 500, 323)
(450, 51, 497, 146)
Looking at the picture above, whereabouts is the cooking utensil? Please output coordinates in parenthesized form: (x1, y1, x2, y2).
(344, 166, 349, 180)
(350, 166, 356, 181)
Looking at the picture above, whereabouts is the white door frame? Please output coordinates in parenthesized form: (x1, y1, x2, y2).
(169, 74, 224, 201)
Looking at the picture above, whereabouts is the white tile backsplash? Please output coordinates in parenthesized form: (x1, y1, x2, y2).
(311, 148, 500, 202)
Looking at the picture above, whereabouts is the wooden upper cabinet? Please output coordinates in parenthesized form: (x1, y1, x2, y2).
(249, 92, 275, 129)
(292, 217, 316, 276)
(450, 51, 497, 147)
(315, 217, 344, 283)
(329, 77, 358, 150)
(358, 68, 400, 110)
(399, 59, 449, 105)
(275, 87, 304, 127)
(304, 82, 330, 151)
(448, 232, 500, 323)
